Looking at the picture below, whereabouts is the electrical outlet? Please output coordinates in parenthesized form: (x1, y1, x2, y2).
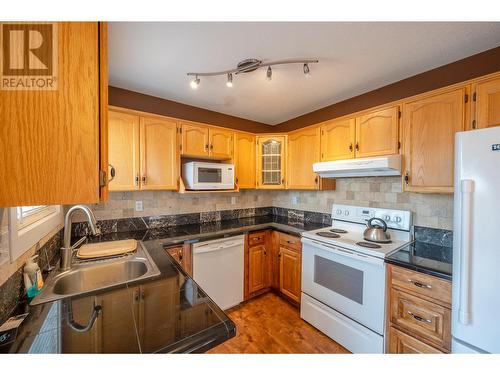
(135, 201, 143, 212)
(231, 196, 237, 205)
(291, 196, 299, 205)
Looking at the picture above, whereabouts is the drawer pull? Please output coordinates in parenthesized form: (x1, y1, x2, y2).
(408, 279, 432, 289)
(286, 240, 296, 244)
(407, 311, 432, 324)
(252, 237, 262, 241)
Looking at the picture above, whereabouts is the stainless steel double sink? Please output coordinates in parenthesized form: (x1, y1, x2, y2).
(31, 241, 161, 305)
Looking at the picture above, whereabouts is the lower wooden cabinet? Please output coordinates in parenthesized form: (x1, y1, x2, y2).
(387, 264, 451, 353)
(245, 230, 302, 304)
(165, 244, 192, 276)
(388, 327, 444, 354)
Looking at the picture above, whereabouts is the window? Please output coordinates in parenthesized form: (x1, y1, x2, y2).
(8, 205, 63, 262)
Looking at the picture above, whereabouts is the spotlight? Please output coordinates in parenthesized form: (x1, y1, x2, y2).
(226, 73, 233, 88)
(303, 63, 310, 78)
(190, 76, 200, 89)
(266, 66, 272, 81)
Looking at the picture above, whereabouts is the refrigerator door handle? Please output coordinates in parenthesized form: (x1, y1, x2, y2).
(459, 179, 474, 325)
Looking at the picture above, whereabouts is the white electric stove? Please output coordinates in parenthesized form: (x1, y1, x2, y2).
(300, 204, 413, 354)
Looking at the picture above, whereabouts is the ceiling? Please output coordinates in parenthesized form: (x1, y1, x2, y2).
(108, 22, 500, 125)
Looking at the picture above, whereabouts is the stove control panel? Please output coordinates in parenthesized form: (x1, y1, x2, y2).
(331, 204, 412, 231)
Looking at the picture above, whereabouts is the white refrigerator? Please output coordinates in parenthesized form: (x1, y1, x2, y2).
(452, 126, 500, 353)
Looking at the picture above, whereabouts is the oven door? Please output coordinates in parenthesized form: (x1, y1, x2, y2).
(301, 237, 386, 334)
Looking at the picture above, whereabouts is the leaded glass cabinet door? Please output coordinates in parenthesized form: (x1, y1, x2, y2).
(256, 136, 286, 189)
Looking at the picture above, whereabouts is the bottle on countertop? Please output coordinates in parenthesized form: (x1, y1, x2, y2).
(23, 255, 44, 298)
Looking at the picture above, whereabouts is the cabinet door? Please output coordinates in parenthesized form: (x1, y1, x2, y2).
(279, 246, 301, 303)
(402, 88, 465, 193)
(209, 128, 233, 159)
(256, 136, 287, 189)
(108, 110, 140, 191)
(181, 122, 209, 157)
(287, 127, 321, 189)
(60, 296, 99, 353)
(320, 118, 355, 161)
(355, 106, 399, 158)
(388, 327, 443, 354)
(475, 77, 500, 129)
(138, 278, 179, 353)
(234, 132, 256, 188)
(0, 22, 104, 206)
(248, 244, 267, 294)
(140, 116, 179, 190)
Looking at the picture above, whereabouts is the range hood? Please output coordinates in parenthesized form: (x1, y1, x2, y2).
(313, 155, 402, 178)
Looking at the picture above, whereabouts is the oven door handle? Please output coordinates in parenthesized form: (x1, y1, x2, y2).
(302, 238, 384, 266)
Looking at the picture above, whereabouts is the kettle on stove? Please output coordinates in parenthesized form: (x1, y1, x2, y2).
(363, 217, 391, 243)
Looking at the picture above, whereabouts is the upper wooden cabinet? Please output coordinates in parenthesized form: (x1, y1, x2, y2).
(287, 127, 321, 189)
(402, 88, 466, 193)
(320, 118, 355, 161)
(355, 106, 399, 158)
(181, 122, 233, 159)
(0, 22, 108, 206)
(181, 122, 210, 157)
(108, 111, 141, 191)
(474, 76, 500, 129)
(140, 117, 179, 190)
(209, 128, 233, 159)
(256, 135, 287, 189)
(234, 132, 256, 188)
(108, 109, 179, 192)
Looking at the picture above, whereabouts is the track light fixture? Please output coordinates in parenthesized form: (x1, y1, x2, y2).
(303, 63, 310, 78)
(190, 75, 200, 89)
(266, 66, 272, 81)
(187, 57, 318, 88)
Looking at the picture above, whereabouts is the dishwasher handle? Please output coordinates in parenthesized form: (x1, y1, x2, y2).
(193, 240, 244, 254)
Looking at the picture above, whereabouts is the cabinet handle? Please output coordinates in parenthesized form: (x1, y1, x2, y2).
(278, 251, 281, 258)
(281, 178, 285, 184)
(210, 144, 214, 150)
(355, 142, 359, 151)
(408, 279, 432, 289)
(252, 237, 262, 241)
(141, 176, 146, 185)
(135, 175, 139, 186)
(141, 290, 145, 300)
(404, 172, 410, 186)
(407, 311, 432, 324)
(315, 176, 319, 185)
(179, 249, 183, 261)
(286, 240, 296, 244)
(108, 164, 116, 182)
(264, 250, 267, 255)
(205, 144, 209, 151)
(349, 143, 353, 152)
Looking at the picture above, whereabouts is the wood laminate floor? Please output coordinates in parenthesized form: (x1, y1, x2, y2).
(208, 292, 350, 354)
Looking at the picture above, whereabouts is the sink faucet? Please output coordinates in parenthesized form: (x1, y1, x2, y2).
(61, 205, 101, 271)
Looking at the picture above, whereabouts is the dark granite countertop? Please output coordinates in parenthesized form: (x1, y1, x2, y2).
(385, 241, 453, 281)
(1, 215, 327, 354)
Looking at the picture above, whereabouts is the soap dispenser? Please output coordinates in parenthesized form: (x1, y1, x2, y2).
(23, 255, 44, 298)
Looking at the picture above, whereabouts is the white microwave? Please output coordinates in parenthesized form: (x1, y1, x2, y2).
(182, 162, 234, 190)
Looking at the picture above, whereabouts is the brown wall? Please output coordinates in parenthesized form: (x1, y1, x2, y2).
(109, 46, 500, 133)
(275, 46, 500, 132)
(108, 86, 273, 133)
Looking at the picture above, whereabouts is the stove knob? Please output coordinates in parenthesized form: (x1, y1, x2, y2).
(336, 209, 342, 215)
(344, 210, 350, 216)
(384, 214, 391, 222)
(394, 216, 402, 223)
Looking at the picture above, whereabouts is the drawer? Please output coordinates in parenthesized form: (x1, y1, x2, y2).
(279, 232, 301, 251)
(390, 288, 451, 350)
(389, 264, 451, 306)
(248, 231, 266, 246)
(388, 327, 444, 354)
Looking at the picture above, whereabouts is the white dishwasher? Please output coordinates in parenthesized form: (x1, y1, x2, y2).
(192, 235, 244, 310)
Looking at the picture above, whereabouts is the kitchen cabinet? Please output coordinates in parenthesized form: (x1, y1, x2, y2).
(355, 106, 399, 158)
(234, 132, 256, 188)
(0, 22, 108, 206)
(256, 135, 287, 189)
(245, 231, 271, 298)
(279, 246, 301, 304)
(140, 116, 179, 190)
(108, 109, 179, 192)
(287, 127, 321, 189)
(320, 118, 355, 161)
(165, 244, 192, 276)
(181, 121, 233, 159)
(474, 76, 500, 129)
(108, 110, 141, 191)
(387, 264, 451, 353)
(402, 88, 466, 193)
